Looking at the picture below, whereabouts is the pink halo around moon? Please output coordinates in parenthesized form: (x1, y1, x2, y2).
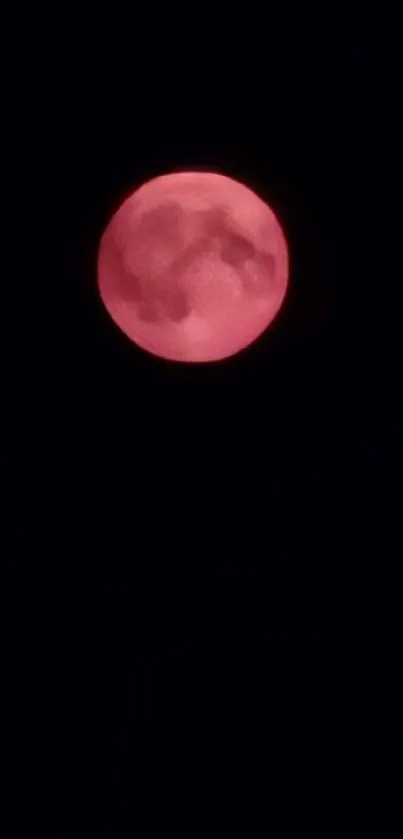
(97, 171, 289, 362)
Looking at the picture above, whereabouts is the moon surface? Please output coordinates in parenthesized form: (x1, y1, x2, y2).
(97, 171, 289, 362)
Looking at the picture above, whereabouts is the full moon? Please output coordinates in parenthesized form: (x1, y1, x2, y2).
(97, 171, 289, 362)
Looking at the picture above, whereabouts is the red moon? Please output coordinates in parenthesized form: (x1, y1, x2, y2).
(97, 171, 289, 362)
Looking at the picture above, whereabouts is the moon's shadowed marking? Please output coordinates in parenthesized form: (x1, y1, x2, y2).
(163, 288, 192, 321)
(259, 252, 276, 278)
(118, 267, 144, 302)
(135, 277, 192, 324)
(137, 302, 159, 322)
(239, 269, 260, 295)
(152, 284, 192, 322)
(136, 201, 185, 244)
(238, 251, 276, 297)
(107, 235, 145, 302)
(220, 232, 256, 266)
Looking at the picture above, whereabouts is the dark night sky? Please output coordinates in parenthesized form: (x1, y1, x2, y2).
(2, 6, 401, 833)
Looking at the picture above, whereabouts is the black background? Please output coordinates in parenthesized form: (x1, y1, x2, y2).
(2, 5, 401, 833)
